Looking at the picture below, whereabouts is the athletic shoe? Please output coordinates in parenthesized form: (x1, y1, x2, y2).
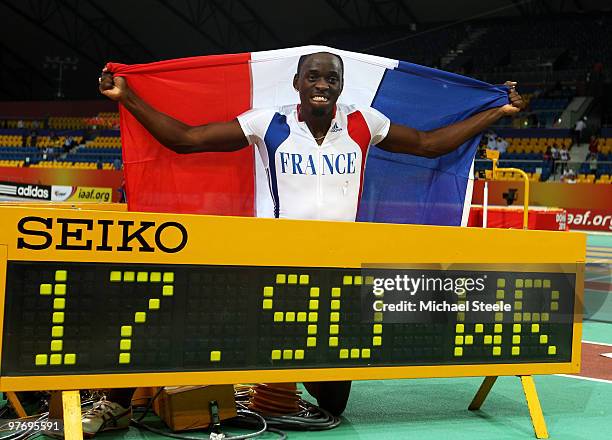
(81, 400, 131, 437)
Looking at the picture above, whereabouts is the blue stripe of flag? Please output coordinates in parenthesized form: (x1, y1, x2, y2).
(358, 61, 509, 225)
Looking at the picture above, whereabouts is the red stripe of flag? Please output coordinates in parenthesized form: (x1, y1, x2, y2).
(347, 110, 371, 202)
(108, 53, 254, 215)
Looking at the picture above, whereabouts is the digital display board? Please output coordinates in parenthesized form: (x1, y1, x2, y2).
(0, 206, 585, 390)
(2, 262, 575, 376)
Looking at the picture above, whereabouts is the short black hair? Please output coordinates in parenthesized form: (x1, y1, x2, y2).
(296, 52, 344, 77)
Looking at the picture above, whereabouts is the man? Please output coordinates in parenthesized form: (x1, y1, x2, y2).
(559, 146, 571, 175)
(495, 136, 508, 154)
(551, 144, 560, 175)
(574, 117, 587, 144)
(87, 52, 523, 436)
(100, 52, 522, 220)
(587, 135, 599, 160)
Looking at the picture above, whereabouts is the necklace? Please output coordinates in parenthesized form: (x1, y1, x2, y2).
(313, 135, 325, 141)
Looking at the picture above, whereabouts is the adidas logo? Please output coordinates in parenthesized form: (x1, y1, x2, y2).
(330, 122, 342, 133)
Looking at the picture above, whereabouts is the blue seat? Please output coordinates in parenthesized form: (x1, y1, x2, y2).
(579, 162, 590, 174)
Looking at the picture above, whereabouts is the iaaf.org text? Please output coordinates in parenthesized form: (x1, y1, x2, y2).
(372, 274, 487, 296)
(567, 210, 612, 230)
(78, 188, 111, 202)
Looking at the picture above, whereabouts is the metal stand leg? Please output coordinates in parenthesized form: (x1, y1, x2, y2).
(468, 376, 498, 410)
(519, 376, 549, 439)
(469, 376, 548, 439)
(5, 392, 27, 418)
(62, 390, 83, 440)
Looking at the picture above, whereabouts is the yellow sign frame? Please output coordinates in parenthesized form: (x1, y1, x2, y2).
(0, 204, 586, 439)
(0, 204, 585, 391)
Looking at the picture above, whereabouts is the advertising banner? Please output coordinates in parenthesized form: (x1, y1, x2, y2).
(566, 208, 612, 232)
(472, 181, 612, 231)
(50, 186, 113, 203)
(0, 167, 122, 202)
(0, 182, 112, 203)
(0, 182, 52, 201)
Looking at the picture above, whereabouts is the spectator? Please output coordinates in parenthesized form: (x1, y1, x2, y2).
(574, 117, 587, 144)
(118, 179, 126, 203)
(588, 154, 598, 174)
(544, 145, 552, 162)
(29, 130, 38, 148)
(551, 144, 560, 175)
(587, 136, 599, 159)
(561, 169, 576, 183)
(559, 146, 570, 174)
(476, 137, 487, 159)
(21, 129, 27, 147)
(50, 131, 60, 147)
(495, 136, 508, 153)
(486, 133, 498, 150)
(17, 119, 24, 129)
(63, 136, 74, 153)
(42, 146, 51, 161)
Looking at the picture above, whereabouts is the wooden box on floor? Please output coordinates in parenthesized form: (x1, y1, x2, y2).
(152, 385, 237, 432)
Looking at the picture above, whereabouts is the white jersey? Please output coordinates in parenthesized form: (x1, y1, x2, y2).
(237, 104, 390, 221)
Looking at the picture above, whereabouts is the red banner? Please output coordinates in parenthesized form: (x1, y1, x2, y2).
(566, 208, 612, 232)
(471, 181, 611, 231)
(468, 206, 567, 231)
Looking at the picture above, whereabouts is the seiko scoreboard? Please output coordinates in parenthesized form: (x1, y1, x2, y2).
(0, 205, 584, 391)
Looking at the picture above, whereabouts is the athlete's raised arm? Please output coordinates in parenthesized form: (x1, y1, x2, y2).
(99, 70, 249, 153)
(377, 82, 524, 157)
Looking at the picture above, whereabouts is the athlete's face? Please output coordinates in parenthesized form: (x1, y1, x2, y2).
(294, 53, 344, 118)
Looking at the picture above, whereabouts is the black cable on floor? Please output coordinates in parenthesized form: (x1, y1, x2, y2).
(132, 409, 286, 440)
(233, 393, 341, 431)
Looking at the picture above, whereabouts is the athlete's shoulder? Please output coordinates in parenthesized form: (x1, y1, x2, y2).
(337, 104, 390, 142)
(354, 105, 389, 123)
(238, 106, 288, 140)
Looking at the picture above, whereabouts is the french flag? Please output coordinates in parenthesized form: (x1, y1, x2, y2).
(108, 45, 508, 226)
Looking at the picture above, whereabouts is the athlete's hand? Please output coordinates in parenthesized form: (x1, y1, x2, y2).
(500, 81, 524, 115)
(99, 67, 128, 102)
